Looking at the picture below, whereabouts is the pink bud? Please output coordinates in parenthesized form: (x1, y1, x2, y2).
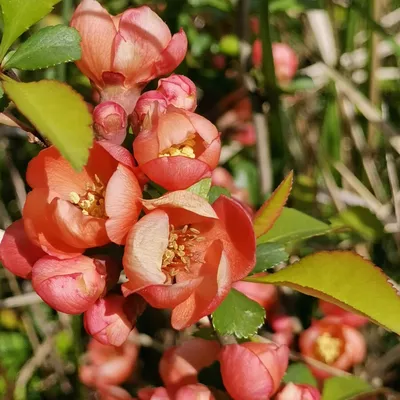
(132, 91, 168, 130)
(319, 300, 369, 328)
(159, 338, 220, 392)
(272, 43, 299, 84)
(32, 255, 108, 314)
(138, 387, 170, 400)
(84, 294, 146, 347)
(92, 255, 121, 293)
(276, 383, 321, 400)
(219, 342, 289, 399)
(0, 219, 45, 279)
(157, 75, 197, 112)
(93, 101, 128, 145)
(97, 385, 134, 400)
(232, 280, 277, 311)
(80, 332, 139, 388)
(175, 384, 215, 400)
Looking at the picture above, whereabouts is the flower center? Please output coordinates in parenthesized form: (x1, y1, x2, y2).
(159, 134, 196, 159)
(315, 332, 343, 364)
(162, 224, 205, 277)
(69, 175, 106, 218)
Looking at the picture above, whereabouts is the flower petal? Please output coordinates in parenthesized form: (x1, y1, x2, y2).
(70, 0, 116, 87)
(105, 164, 142, 245)
(123, 210, 169, 290)
(140, 157, 211, 191)
(0, 219, 45, 279)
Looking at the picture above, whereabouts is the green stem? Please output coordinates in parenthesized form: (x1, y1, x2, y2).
(259, 0, 285, 182)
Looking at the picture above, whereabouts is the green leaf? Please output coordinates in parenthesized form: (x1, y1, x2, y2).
(212, 288, 265, 338)
(253, 172, 293, 238)
(3, 79, 93, 170)
(4, 25, 81, 71)
(248, 251, 400, 334)
(257, 208, 332, 244)
(0, 0, 62, 60)
(187, 178, 212, 199)
(322, 376, 372, 400)
(252, 243, 289, 274)
(282, 363, 317, 387)
(208, 186, 231, 204)
(331, 206, 384, 242)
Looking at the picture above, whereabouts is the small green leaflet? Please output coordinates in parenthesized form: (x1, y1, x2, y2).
(212, 288, 265, 338)
(0, 0, 62, 60)
(208, 186, 231, 204)
(322, 376, 372, 400)
(186, 178, 212, 199)
(252, 243, 289, 274)
(4, 26, 82, 71)
(3, 79, 93, 171)
(282, 363, 317, 387)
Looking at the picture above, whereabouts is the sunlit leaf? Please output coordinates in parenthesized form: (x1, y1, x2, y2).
(322, 376, 372, 400)
(248, 251, 400, 334)
(253, 171, 293, 238)
(4, 25, 81, 71)
(187, 178, 212, 199)
(208, 186, 231, 204)
(212, 289, 265, 338)
(252, 243, 289, 274)
(257, 208, 332, 244)
(0, 0, 61, 59)
(3, 79, 93, 170)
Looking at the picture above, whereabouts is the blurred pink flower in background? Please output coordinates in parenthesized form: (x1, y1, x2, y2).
(276, 383, 321, 400)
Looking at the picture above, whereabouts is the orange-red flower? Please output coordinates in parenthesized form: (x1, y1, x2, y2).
(299, 319, 366, 380)
(134, 107, 221, 190)
(122, 191, 255, 329)
(219, 342, 289, 400)
(80, 333, 139, 388)
(276, 383, 321, 400)
(71, 0, 187, 113)
(23, 142, 142, 258)
(159, 338, 220, 392)
(84, 294, 146, 346)
(32, 255, 118, 314)
(0, 219, 45, 279)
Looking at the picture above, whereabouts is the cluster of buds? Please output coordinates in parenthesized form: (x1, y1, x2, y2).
(0, 0, 255, 347)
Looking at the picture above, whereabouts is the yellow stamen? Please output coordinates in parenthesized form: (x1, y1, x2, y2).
(159, 134, 196, 159)
(315, 332, 343, 364)
(69, 174, 106, 218)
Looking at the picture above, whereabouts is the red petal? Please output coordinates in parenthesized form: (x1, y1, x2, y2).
(141, 157, 211, 191)
(106, 164, 142, 244)
(0, 219, 45, 279)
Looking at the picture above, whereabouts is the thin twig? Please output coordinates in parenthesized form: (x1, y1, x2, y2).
(0, 291, 42, 309)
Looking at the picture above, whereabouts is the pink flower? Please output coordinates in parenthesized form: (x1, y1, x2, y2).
(80, 333, 139, 388)
(132, 91, 168, 129)
(71, 0, 187, 113)
(138, 384, 215, 400)
(219, 342, 289, 400)
(97, 385, 134, 400)
(299, 319, 366, 380)
(32, 255, 117, 314)
(157, 75, 197, 112)
(159, 338, 220, 392)
(24, 142, 142, 258)
(319, 300, 369, 328)
(0, 219, 45, 279)
(270, 314, 299, 347)
(84, 294, 146, 346)
(122, 191, 255, 329)
(252, 41, 298, 84)
(93, 101, 128, 145)
(134, 107, 221, 190)
(276, 383, 321, 400)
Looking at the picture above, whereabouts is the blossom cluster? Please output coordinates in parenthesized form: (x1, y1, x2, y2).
(0, 0, 255, 346)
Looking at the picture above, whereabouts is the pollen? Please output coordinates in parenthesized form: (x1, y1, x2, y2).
(162, 224, 205, 277)
(69, 174, 107, 218)
(315, 332, 343, 364)
(159, 134, 196, 159)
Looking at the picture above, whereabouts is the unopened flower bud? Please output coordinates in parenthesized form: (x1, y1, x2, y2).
(0, 219, 45, 279)
(93, 101, 127, 145)
(157, 75, 197, 112)
(132, 91, 168, 130)
(32, 255, 109, 314)
(276, 383, 321, 400)
(84, 294, 146, 346)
